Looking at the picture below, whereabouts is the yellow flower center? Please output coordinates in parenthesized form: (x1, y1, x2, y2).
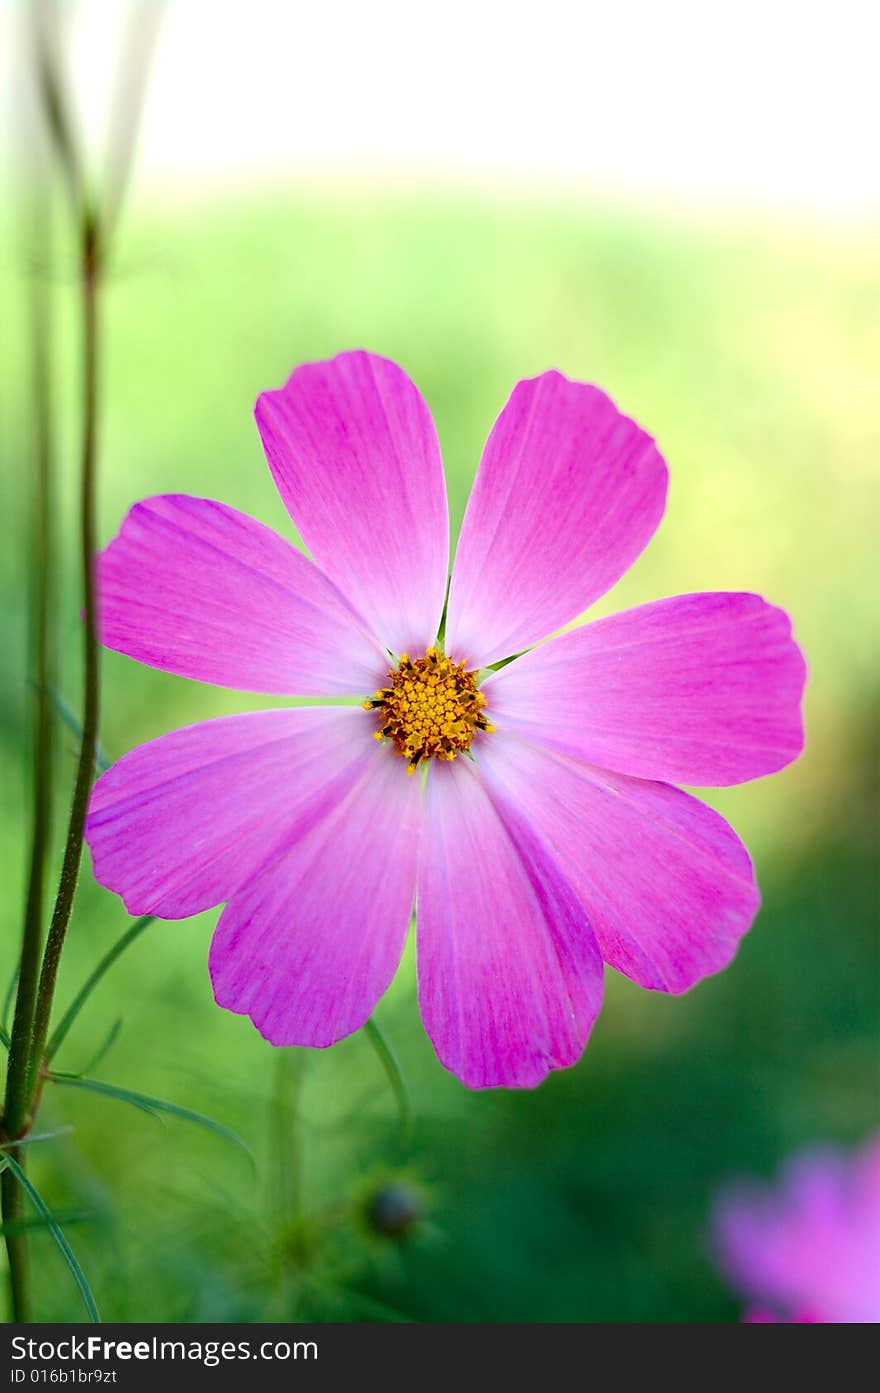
(364, 648, 493, 774)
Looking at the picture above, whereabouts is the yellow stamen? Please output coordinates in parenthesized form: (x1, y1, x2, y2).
(366, 649, 492, 772)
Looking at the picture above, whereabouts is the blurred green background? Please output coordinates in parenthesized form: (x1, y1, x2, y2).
(1, 187, 877, 1321)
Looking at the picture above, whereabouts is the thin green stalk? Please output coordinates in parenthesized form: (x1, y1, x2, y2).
(46, 916, 154, 1062)
(28, 214, 102, 1101)
(32, 0, 85, 217)
(363, 1017, 413, 1150)
(270, 1048, 308, 1317)
(2, 168, 57, 1323)
(4, 200, 55, 1140)
(272, 1049, 306, 1227)
(3, 0, 157, 1325)
(38, 682, 110, 773)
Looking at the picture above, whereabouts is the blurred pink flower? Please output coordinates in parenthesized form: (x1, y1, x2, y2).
(84, 351, 806, 1088)
(714, 1135, 880, 1322)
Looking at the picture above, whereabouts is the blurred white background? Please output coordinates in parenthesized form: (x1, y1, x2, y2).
(3, 0, 879, 210)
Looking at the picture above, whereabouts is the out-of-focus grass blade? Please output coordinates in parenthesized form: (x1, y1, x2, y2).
(47, 916, 154, 1060)
(0, 1024, 10, 1050)
(50, 1074, 254, 1162)
(1, 1151, 100, 1322)
(2, 1126, 74, 1149)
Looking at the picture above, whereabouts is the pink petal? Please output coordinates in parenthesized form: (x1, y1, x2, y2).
(485, 592, 806, 786)
(98, 495, 389, 695)
(444, 372, 667, 667)
(86, 707, 374, 918)
(475, 732, 759, 993)
(255, 351, 449, 656)
(209, 740, 420, 1047)
(416, 758, 604, 1089)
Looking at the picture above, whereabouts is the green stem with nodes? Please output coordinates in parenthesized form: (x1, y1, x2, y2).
(0, 1170, 31, 1321)
(3, 210, 102, 1321)
(1, 170, 57, 1323)
(5, 241, 55, 1133)
(2, 2, 159, 1325)
(28, 213, 103, 1101)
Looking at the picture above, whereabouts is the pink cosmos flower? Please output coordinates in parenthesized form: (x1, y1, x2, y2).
(84, 351, 806, 1089)
(713, 1135, 880, 1323)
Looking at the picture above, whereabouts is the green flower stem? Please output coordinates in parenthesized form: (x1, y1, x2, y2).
(2, 5, 158, 1324)
(363, 1017, 413, 1150)
(4, 218, 56, 1128)
(1, 168, 57, 1321)
(46, 916, 154, 1063)
(3, 216, 102, 1318)
(27, 216, 102, 1103)
(1, 1150, 100, 1322)
(272, 1049, 306, 1229)
(270, 1049, 308, 1316)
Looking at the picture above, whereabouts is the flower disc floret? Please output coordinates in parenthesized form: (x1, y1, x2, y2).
(365, 648, 493, 773)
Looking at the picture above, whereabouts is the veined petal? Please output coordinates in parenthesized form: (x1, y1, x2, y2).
(210, 740, 420, 1048)
(445, 372, 667, 667)
(255, 351, 449, 656)
(416, 757, 604, 1089)
(475, 732, 759, 993)
(86, 707, 375, 918)
(485, 592, 806, 786)
(98, 495, 388, 695)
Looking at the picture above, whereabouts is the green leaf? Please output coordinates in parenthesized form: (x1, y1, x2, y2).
(1, 1151, 100, 1322)
(49, 1074, 254, 1162)
(0, 1023, 10, 1050)
(50, 1073, 159, 1117)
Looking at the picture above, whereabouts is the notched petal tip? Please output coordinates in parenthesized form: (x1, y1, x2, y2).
(445, 370, 669, 667)
(255, 348, 398, 408)
(94, 493, 388, 696)
(474, 732, 762, 998)
(487, 590, 808, 788)
(209, 967, 363, 1052)
(254, 350, 449, 657)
